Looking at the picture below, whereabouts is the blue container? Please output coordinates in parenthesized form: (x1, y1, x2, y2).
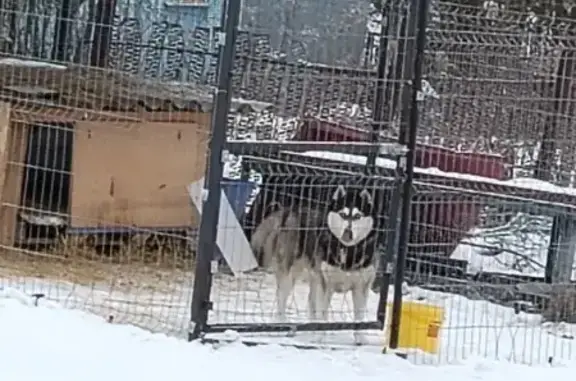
(216, 178, 256, 269)
(221, 178, 257, 221)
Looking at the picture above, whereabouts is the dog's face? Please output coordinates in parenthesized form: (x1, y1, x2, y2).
(326, 185, 375, 247)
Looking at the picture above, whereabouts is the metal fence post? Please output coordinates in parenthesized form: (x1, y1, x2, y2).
(366, 1, 395, 170)
(375, 0, 411, 332)
(189, 0, 241, 341)
(389, 0, 430, 349)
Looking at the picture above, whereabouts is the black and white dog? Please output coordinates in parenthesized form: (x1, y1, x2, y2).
(250, 185, 379, 344)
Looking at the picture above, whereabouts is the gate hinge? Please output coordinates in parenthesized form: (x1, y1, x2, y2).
(203, 300, 214, 311)
(378, 142, 408, 157)
(221, 149, 230, 163)
(384, 262, 393, 274)
(215, 32, 226, 46)
(397, 156, 407, 170)
(210, 260, 219, 274)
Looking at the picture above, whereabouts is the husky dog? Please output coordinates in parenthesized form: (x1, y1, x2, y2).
(250, 185, 378, 344)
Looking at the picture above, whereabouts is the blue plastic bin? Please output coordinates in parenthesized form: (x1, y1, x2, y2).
(221, 178, 257, 221)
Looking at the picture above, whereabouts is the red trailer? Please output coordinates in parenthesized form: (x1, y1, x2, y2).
(294, 117, 507, 257)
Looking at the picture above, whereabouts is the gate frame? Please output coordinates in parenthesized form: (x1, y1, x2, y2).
(188, 0, 428, 343)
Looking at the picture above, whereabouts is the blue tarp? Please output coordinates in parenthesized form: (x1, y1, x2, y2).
(221, 178, 257, 221)
(216, 179, 257, 267)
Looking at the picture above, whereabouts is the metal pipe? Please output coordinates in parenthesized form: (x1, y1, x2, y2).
(366, 2, 393, 170)
(389, 0, 430, 349)
(374, 0, 410, 331)
(189, 0, 241, 341)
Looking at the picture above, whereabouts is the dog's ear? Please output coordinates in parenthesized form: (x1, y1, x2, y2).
(359, 189, 373, 208)
(332, 185, 346, 201)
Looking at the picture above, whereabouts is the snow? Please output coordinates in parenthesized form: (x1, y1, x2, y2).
(3, 266, 576, 367)
(0, 89, 568, 374)
(0, 58, 67, 69)
(207, 272, 576, 365)
(293, 150, 576, 196)
(451, 213, 554, 278)
(0, 283, 576, 380)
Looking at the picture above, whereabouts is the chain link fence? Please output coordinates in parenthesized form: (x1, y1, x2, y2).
(1, 0, 576, 365)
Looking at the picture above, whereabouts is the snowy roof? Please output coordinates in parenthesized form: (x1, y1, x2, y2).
(297, 150, 576, 197)
(0, 58, 273, 115)
(243, 150, 576, 214)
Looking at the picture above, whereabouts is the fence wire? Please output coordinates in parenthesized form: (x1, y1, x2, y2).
(0, 1, 222, 338)
(2, 0, 576, 366)
(201, 0, 576, 365)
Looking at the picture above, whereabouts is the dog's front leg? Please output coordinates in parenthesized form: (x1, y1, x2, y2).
(351, 284, 370, 345)
(308, 275, 331, 344)
(275, 271, 296, 323)
(309, 277, 332, 321)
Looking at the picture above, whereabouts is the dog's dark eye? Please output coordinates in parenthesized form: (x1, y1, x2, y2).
(339, 212, 348, 219)
(352, 213, 362, 220)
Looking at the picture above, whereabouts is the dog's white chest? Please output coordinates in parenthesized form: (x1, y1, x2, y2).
(320, 261, 375, 293)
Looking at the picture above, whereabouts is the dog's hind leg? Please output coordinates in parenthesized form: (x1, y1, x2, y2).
(308, 277, 319, 321)
(351, 284, 371, 345)
(308, 275, 325, 321)
(318, 287, 333, 321)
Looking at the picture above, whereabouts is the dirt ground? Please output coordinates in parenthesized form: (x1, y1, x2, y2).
(0, 246, 195, 294)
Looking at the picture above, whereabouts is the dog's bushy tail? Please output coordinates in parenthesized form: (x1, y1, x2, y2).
(250, 204, 292, 268)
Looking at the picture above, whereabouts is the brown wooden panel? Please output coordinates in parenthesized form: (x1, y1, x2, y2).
(70, 121, 209, 228)
(0, 116, 28, 246)
(0, 102, 11, 202)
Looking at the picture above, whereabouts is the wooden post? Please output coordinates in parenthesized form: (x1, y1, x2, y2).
(0, 106, 28, 248)
(547, 215, 576, 284)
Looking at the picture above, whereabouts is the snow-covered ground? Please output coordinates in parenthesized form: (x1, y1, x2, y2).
(452, 213, 554, 278)
(0, 286, 574, 381)
(208, 272, 576, 365)
(1, 268, 576, 367)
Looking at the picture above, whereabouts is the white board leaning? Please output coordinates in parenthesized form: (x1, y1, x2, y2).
(187, 178, 258, 276)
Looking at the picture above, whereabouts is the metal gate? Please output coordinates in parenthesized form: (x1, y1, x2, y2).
(189, 0, 427, 350)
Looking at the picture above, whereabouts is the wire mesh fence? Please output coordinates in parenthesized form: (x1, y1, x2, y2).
(188, 0, 417, 347)
(0, 66, 209, 336)
(399, 1, 576, 364)
(189, 0, 576, 366)
(0, 0, 242, 338)
(1, 0, 576, 367)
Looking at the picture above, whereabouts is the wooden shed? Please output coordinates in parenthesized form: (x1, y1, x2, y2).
(0, 58, 271, 247)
